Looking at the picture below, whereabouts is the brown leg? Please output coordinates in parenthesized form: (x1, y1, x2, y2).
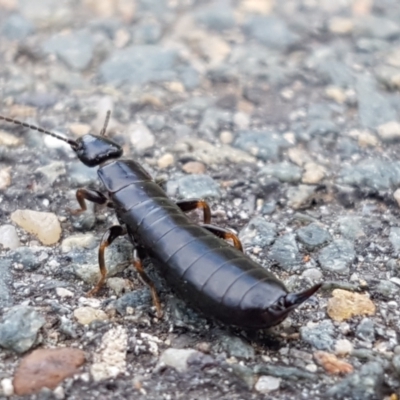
(69, 188, 108, 215)
(176, 198, 211, 224)
(132, 249, 163, 318)
(87, 225, 127, 296)
(201, 224, 243, 252)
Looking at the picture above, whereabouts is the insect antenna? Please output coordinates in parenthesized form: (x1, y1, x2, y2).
(0, 114, 78, 148)
(100, 110, 111, 137)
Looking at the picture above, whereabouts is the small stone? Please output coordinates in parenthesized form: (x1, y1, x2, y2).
(158, 348, 200, 373)
(377, 121, 400, 142)
(219, 130, 233, 144)
(255, 376, 281, 393)
(300, 320, 335, 351)
(0, 167, 11, 190)
(0, 305, 45, 353)
(338, 216, 364, 240)
(36, 161, 66, 185)
(239, 217, 277, 248)
(43, 30, 95, 71)
(113, 288, 152, 315)
(296, 223, 332, 251)
(357, 131, 379, 147)
(1, 13, 34, 40)
(328, 17, 354, 35)
(356, 318, 375, 342)
(313, 351, 354, 375)
(73, 307, 108, 325)
(13, 348, 85, 395)
(258, 162, 302, 183)
(157, 153, 174, 169)
(318, 239, 355, 275)
(302, 163, 326, 184)
(239, 0, 274, 14)
(287, 185, 317, 209)
(91, 326, 127, 381)
(177, 174, 221, 199)
(301, 268, 323, 281)
(56, 288, 74, 298)
(218, 334, 255, 360)
(269, 234, 301, 271)
(61, 234, 97, 253)
(11, 209, 61, 245)
(129, 123, 155, 152)
(53, 386, 65, 400)
(106, 277, 131, 296)
(335, 339, 354, 357)
(0, 130, 22, 146)
(327, 289, 376, 322)
(1, 378, 14, 396)
(394, 189, 400, 208)
(374, 280, 399, 299)
(0, 224, 20, 249)
(69, 123, 91, 137)
(182, 161, 206, 175)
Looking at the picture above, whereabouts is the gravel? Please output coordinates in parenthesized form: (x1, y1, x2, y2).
(1, 0, 400, 398)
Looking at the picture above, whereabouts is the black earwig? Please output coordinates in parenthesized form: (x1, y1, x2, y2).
(0, 112, 321, 329)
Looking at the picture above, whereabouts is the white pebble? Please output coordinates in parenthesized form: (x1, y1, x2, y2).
(53, 386, 65, 400)
(255, 375, 281, 393)
(0, 224, 20, 250)
(1, 378, 14, 396)
(56, 288, 74, 298)
(129, 123, 155, 151)
(334, 339, 353, 356)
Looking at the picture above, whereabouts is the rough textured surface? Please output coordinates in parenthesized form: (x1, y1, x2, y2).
(1, 0, 400, 399)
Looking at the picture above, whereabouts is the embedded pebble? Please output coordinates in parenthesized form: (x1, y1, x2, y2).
(56, 288, 74, 298)
(377, 121, 400, 142)
(73, 307, 108, 325)
(269, 234, 301, 271)
(302, 163, 326, 184)
(373, 280, 399, 299)
(287, 185, 317, 209)
(67, 162, 98, 187)
(11, 209, 61, 245)
(313, 351, 354, 375)
(389, 227, 400, 254)
(0, 305, 45, 353)
(36, 161, 66, 185)
(338, 216, 364, 240)
(327, 289, 376, 322)
(177, 174, 221, 199)
(301, 268, 323, 281)
(113, 288, 152, 315)
(394, 189, 400, 208)
(61, 233, 97, 252)
(217, 334, 255, 360)
(296, 223, 332, 251)
(233, 130, 290, 161)
(239, 217, 277, 248)
(72, 241, 132, 284)
(335, 339, 354, 356)
(106, 277, 131, 296)
(11, 247, 44, 271)
(339, 159, 400, 191)
(158, 348, 200, 373)
(1, 378, 14, 396)
(157, 153, 174, 169)
(68, 123, 91, 137)
(91, 326, 127, 381)
(43, 30, 94, 71)
(0, 224, 20, 249)
(300, 320, 335, 351)
(182, 161, 206, 175)
(355, 318, 375, 342)
(258, 162, 302, 183)
(13, 348, 85, 395)
(255, 375, 281, 393)
(0, 167, 11, 190)
(129, 123, 155, 152)
(318, 239, 355, 275)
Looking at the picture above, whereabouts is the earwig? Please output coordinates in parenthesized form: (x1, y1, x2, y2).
(0, 112, 321, 329)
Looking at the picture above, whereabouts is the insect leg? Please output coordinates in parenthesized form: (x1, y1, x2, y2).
(87, 225, 127, 296)
(201, 224, 243, 252)
(69, 188, 108, 215)
(176, 198, 211, 224)
(132, 248, 163, 318)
